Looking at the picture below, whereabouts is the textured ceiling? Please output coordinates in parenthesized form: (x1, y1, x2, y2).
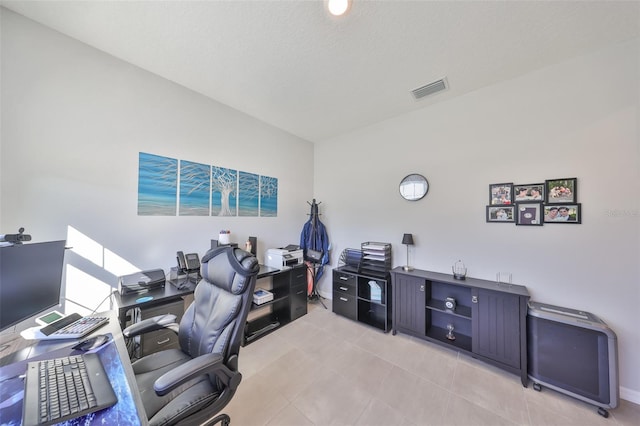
(2, 1, 639, 143)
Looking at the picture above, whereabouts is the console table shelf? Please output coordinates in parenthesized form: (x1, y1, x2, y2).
(426, 300, 472, 319)
(390, 267, 530, 387)
(426, 326, 473, 352)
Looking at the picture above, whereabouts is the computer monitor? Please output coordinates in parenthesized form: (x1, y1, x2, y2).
(0, 240, 67, 332)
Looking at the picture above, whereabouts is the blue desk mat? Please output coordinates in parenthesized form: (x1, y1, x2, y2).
(0, 334, 142, 425)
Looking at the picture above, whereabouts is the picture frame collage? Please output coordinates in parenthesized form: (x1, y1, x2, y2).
(487, 178, 581, 225)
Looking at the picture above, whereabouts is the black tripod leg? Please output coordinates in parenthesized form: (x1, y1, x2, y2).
(308, 264, 327, 309)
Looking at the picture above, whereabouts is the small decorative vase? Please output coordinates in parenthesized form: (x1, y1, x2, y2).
(452, 260, 467, 280)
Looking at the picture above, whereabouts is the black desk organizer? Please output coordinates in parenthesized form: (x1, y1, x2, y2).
(360, 242, 391, 278)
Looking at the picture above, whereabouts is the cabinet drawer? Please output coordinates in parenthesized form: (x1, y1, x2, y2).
(290, 284, 308, 321)
(333, 280, 356, 296)
(139, 299, 184, 356)
(141, 299, 184, 319)
(334, 270, 357, 286)
(290, 267, 307, 287)
(142, 329, 179, 356)
(333, 292, 357, 320)
(333, 272, 356, 295)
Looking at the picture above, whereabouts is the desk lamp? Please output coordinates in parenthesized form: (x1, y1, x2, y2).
(402, 233, 414, 271)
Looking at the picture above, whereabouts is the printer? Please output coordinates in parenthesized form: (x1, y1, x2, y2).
(265, 246, 303, 269)
(118, 269, 166, 295)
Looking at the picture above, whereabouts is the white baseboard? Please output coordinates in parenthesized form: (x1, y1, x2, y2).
(620, 386, 640, 405)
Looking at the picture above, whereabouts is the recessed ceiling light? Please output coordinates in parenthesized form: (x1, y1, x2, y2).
(327, 0, 351, 17)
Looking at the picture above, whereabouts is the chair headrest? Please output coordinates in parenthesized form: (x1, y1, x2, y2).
(200, 247, 259, 294)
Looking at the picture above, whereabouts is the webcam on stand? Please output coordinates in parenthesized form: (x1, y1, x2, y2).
(0, 227, 32, 246)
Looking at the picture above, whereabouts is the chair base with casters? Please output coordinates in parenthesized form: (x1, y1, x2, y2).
(124, 247, 259, 426)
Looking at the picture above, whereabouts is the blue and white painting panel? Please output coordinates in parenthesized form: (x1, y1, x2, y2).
(259, 176, 278, 217)
(211, 166, 238, 216)
(138, 152, 178, 216)
(238, 171, 259, 217)
(179, 160, 211, 216)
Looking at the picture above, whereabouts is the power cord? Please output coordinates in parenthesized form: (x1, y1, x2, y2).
(89, 290, 117, 315)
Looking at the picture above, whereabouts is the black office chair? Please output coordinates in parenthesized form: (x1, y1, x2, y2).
(123, 246, 259, 426)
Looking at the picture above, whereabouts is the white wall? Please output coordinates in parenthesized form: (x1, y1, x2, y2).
(2, 6, 639, 402)
(1, 10, 314, 291)
(315, 38, 639, 400)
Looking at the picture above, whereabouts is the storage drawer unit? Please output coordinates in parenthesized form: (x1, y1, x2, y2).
(140, 299, 185, 356)
(332, 268, 391, 331)
(333, 269, 357, 320)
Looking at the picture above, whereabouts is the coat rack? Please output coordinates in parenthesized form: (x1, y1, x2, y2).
(300, 199, 329, 309)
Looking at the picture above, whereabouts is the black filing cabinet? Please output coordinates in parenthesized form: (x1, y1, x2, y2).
(290, 266, 308, 321)
(332, 269, 358, 321)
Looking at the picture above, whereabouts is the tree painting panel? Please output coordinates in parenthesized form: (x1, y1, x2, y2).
(179, 160, 211, 216)
(138, 152, 178, 216)
(260, 176, 278, 217)
(238, 172, 259, 216)
(211, 166, 237, 216)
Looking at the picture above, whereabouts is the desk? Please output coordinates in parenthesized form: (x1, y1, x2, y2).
(113, 265, 307, 347)
(0, 311, 147, 425)
(113, 266, 280, 330)
(113, 279, 197, 331)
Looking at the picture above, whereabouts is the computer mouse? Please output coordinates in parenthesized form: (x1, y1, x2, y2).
(73, 334, 110, 351)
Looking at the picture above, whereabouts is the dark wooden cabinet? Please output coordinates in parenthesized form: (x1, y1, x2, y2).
(472, 288, 526, 370)
(392, 273, 425, 336)
(332, 267, 391, 332)
(390, 267, 529, 386)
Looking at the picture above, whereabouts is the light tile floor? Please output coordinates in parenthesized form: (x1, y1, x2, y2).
(225, 300, 640, 426)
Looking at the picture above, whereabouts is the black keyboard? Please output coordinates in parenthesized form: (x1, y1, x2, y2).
(22, 353, 118, 426)
(39, 313, 109, 339)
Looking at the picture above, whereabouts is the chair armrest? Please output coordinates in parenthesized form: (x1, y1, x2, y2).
(122, 314, 178, 338)
(153, 353, 241, 396)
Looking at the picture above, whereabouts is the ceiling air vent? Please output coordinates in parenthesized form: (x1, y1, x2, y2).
(411, 78, 448, 100)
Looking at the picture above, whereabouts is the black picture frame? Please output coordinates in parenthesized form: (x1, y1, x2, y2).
(545, 178, 577, 204)
(514, 183, 545, 203)
(515, 202, 543, 226)
(486, 206, 515, 223)
(543, 203, 582, 224)
(489, 183, 514, 206)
